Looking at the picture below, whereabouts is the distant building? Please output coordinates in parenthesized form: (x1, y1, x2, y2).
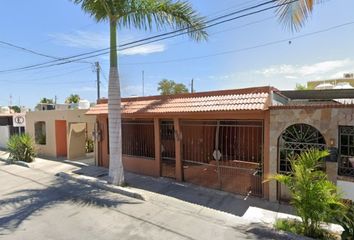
(308, 73, 354, 90)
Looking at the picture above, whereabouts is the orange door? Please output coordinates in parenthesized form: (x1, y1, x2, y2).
(55, 120, 67, 158)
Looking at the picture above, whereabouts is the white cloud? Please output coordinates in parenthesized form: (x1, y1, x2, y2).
(120, 44, 166, 56)
(209, 59, 354, 91)
(50, 30, 166, 56)
(50, 31, 109, 49)
(258, 59, 354, 78)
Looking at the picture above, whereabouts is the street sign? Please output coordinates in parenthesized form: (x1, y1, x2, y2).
(13, 114, 26, 127)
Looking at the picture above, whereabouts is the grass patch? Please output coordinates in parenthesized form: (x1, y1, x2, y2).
(275, 219, 338, 240)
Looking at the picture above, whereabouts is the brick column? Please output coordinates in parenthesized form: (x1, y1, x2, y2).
(174, 118, 183, 181)
(154, 118, 161, 177)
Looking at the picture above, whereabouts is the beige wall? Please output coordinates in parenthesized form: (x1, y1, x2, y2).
(269, 107, 354, 201)
(26, 110, 95, 159)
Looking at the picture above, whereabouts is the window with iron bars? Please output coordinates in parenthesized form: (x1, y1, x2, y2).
(278, 124, 326, 174)
(339, 126, 354, 178)
(121, 119, 155, 159)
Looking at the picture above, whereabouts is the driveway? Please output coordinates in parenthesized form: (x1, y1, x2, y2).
(0, 162, 294, 240)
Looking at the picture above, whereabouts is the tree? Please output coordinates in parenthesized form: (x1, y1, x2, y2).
(65, 94, 81, 104)
(271, 150, 345, 238)
(275, 0, 320, 31)
(71, 0, 208, 185)
(295, 83, 313, 90)
(9, 105, 21, 113)
(158, 79, 189, 95)
(39, 98, 54, 104)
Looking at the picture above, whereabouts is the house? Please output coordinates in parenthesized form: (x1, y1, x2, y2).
(87, 86, 277, 199)
(269, 89, 354, 202)
(25, 107, 95, 160)
(307, 73, 354, 90)
(87, 86, 354, 202)
(0, 107, 25, 149)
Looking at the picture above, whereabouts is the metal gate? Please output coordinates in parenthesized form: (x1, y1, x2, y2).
(181, 120, 263, 197)
(160, 120, 176, 178)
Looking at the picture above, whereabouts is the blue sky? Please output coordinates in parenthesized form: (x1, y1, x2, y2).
(1, 0, 354, 108)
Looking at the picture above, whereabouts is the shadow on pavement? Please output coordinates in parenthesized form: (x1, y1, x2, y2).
(123, 172, 294, 218)
(0, 177, 140, 234)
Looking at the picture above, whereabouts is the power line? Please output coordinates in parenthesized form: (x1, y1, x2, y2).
(0, 0, 292, 73)
(0, 66, 90, 83)
(120, 20, 354, 65)
(0, 40, 92, 65)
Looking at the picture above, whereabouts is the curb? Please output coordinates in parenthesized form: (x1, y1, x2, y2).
(0, 157, 31, 168)
(56, 172, 145, 201)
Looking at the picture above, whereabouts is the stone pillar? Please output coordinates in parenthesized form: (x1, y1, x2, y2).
(174, 118, 183, 182)
(326, 161, 338, 185)
(154, 118, 161, 177)
(325, 146, 339, 185)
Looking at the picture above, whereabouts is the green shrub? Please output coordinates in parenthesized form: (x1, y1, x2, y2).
(335, 202, 354, 240)
(275, 219, 336, 240)
(7, 134, 36, 163)
(271, 149, 345, 238)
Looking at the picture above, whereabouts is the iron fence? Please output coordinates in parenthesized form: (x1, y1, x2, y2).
(122, 119, 155, 159)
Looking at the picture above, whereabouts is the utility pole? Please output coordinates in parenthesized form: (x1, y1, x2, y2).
(9, 94, 12, 106)
(54, 95, 57, 105)
(191, 79, 194, 93)
(142, 70, 145, 96)
(95, 62, 101, 101)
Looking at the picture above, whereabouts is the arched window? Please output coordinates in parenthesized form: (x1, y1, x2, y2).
(278, 124, 326, 173)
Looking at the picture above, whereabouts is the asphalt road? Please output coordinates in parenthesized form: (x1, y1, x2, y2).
(0, 162, 291, 240)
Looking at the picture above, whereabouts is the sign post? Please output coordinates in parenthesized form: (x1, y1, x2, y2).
(13, 114, 26, 134)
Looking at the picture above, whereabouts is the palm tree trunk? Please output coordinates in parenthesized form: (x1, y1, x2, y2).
(108, 18, 124, 185)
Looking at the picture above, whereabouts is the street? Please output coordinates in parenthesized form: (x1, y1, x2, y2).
(0, 162, 293, 240)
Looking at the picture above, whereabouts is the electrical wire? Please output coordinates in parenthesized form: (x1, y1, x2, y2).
(0, 0, 294, 73)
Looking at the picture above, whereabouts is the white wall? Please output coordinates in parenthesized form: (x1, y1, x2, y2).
(338, 180, 354, 201)
(0, 126, 10, 149)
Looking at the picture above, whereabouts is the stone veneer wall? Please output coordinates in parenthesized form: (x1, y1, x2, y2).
(269, 107, 354, 202)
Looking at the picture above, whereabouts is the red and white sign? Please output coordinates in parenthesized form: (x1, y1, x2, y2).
(13, 114, 26, 127)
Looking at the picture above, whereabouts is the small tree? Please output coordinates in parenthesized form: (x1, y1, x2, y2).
(158, 79, 189, 95)
(9, 105, 21, 113)
(39, 98, 54, 104)
(272, 149, 345, 238)
(65, 94, 81, 104)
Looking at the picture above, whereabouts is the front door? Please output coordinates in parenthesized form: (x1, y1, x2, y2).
(55, 120, 67, 158)
(160, 120, 176, 178)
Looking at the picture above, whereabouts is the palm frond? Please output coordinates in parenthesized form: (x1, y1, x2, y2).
(118, 0, 208, 41)
(275, 0, 323, 31)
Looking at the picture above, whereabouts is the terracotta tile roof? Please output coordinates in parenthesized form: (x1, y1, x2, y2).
(87, 86, 274, 115)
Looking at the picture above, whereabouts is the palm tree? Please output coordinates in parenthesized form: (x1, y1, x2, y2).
(71, 0, 208, 185)
(65, 94, 81, 104)
(276, 0, 321, 31)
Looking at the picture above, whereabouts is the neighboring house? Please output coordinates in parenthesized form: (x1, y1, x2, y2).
(0, 107, 26, 149)
(307, 73, 354, 90)
(269, 89, 354, 202)
(26, 107, 95, 160)
(87, 86, 354, 202)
